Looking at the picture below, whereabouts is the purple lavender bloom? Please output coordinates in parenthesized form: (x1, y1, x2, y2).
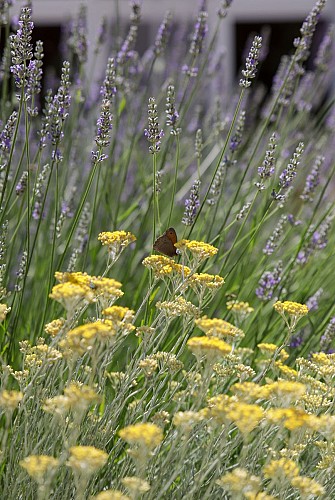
(306, 288, 323, 312)
(300, 155, 323, 203)
(297, 215, 333, 265)
(255, 261, 282, 301)
(68, 4, 88, 64)
(95, 99, 113, 148)
(263, 215, 287, 255)
(181, 65, 198, 77)
(218, 0, 234, 18)
(189, 9, 208, 57)
(144, 97, 164, 154)
(315, 25, 334, 72)
(289, 334, 304, 348)
(182, 179, 201, 226)
(240, 35, 262, 88)
(100, 58, 116, 100)
(154, 11, 172, 56)
(0, 111, 17, 154)
(9, 7, 34, 88)
(287, 214, 302, 226)
(256, 133, 277, 190)
(166, 84, 180, 136)
(15, 171, 28, 195)
(320, 316, 335, 352)
(26, 40, 44, 99)
(229, 110, 245, 153)
(272, 142, 304, 201)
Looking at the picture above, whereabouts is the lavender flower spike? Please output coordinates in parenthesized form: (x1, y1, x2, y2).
(182, 180, 201, 226)
(300, 155, 323, 203)
(145, 97, 164, 155)
(256, 261, 282, 301)
(240, 35, 262, 88)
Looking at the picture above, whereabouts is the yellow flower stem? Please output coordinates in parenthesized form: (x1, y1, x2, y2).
(254, 328, 294, 383)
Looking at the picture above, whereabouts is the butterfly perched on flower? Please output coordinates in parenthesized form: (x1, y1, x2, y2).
(153, 227, 178, 257)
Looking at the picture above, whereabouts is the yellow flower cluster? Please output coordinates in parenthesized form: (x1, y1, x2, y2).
(98, 231, 136, 256)
(231, 380, 306, 405)
(188, 273, 224, 292)
(195, 315, 244, 341)
(94, 490, 130, 500)
(156, 296, 199, 318)
(187, 336, 232, 360)
(142, 255, 191, 279)
(44, 317, 65, 337)
(223, 401, 264, 434)
(0, 303, 10, 322)
(43, 382, 101, 415)
(20, 454, 59, 483)
(258, 343, 289, 361)
(53, 272, 124, 309)
(19, 341, 62, 369)
(172, 411, 205, 431)
(102, 306, 135, 333)
(119, 423, 163, 450)
(0, 389, 23, 410)
(59, 321, 117, 356)
(121, 477, 150, 494)
(273, 301, 308, 328)
(297, 352, 335, 379)
(273, 300, 309, 317)
(175, 239, 218, 261)
(291, 476, 325, 496)
(226, 300, 254, 318)
(203, 395, 264, 433)
(263, 457, 299, 480)
(216, 467, 261, 495)
(49, 282, 91, 314)
(67, 446, 108, 476)
(266, 407, 318, 431)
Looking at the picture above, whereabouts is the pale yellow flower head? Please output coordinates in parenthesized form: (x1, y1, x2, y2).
(187, 336, 232, 360)
(291, 476, 325, 496)
(266, 407, 318, 431)
(142, 255, 174, 278)
(54, 272, 124, 310)
(119, 423, 163, 450)
(223, 401, 264, 435)
(216, 467, 261, 495)
(273, 301, 308, 328)
(20, 455, 59, 484)
(94, 490, 130, 500)
(175, 239, 218, 262)
(227, 300, 254, 319)
(59, 321, 117, 356)
(49, 282, 92, 315)
(121, 477, 150, 494)
(0, 390, 23, 411)
(172, 411, 205, 432)
(102, 306, 135, 333)
(0, 303, 11, 322)
(263, 458, 300, 480)
(98, 231, 136, 258)
(43, 382, 100, 416)
(156, 296, 199, 318)
(67, 446, 108, 476)
(195, 316, 244, 341)
(188, 273, 224, 293)
(44, 317, 66, 337)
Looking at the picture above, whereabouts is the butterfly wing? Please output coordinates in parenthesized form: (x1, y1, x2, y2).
(153, 230, 177, 257)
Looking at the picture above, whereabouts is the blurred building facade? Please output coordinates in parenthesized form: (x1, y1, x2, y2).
(11, 0, 335, 89)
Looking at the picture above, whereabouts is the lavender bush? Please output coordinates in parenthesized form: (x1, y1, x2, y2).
(1, 1, 335, 498)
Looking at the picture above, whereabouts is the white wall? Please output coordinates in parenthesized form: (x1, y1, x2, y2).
(11, 0, 335, 88)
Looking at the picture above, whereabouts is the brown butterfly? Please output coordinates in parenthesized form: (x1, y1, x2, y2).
(153, 227, 178, 257)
